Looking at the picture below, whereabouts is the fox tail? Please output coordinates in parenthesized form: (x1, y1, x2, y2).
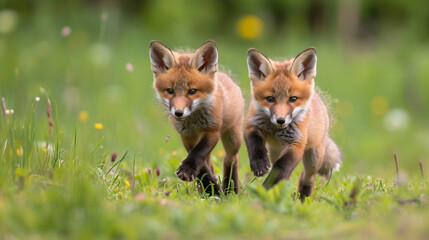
(318, 137, 342, 179)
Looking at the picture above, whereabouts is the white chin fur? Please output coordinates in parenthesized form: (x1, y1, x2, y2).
(191, 99, 201, 109)
(285, 115, 293, 125)
(170, 106, 191, 118)
(171, 95, 212, 119)
(192, 95, 213, 110)
(270, 113, 277, 125)
(291, 105, 308, 123)
(156, 93, 169, 108)
(270, 113, 290, 128)
(254, 99, 309, 127)
(170, 106, 176, 116)
(183, 106, 191, 117)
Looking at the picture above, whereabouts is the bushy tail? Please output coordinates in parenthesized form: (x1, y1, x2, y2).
(318, 137, 342, 179)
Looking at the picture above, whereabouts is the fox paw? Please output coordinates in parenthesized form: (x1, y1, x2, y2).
(250, 157, 270, 177)
(175, 161, 198, 182)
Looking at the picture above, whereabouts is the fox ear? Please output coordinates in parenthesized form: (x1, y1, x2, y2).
(247, 49, 273, 81)
(149, 41, 176, 74)
(290, 48, 317, 81)
(191, 41, 218, 74)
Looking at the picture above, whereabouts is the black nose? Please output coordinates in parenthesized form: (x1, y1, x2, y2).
(175, 110, 184, 117)
(276, 118, 285, 124)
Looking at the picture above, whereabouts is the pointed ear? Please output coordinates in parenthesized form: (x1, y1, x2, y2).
(247, 49, 273, 81)
(149, 41, 176, 74)
(290, 48, 317, 81)
(191, 41, 218, 74)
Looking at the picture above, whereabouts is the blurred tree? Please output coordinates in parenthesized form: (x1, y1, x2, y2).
(1, 0, 429, 41)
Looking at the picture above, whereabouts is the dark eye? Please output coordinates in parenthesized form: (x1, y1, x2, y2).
(166, 88, 174, 95)
(266, 96, 275, 103)
(289, 96, 298, 103)
(188, 89, 197, 95)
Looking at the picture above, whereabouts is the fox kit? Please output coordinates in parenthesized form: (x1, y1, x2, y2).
(244, 48, 342, 200)
(149, 40, 244, 195)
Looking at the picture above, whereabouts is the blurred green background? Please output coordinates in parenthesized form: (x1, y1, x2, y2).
(1, 0, 429, 179)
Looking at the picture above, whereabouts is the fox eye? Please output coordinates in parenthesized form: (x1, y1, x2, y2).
(166, 88, 174, 95)
(289, 96, 298, 103)
(188, 89, 197, 95)
(266, 96, 275, 103)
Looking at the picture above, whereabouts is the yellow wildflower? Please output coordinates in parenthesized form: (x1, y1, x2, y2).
(125, 180, 130, 188)
(237, 15, 263, 40)
(371, 96, 388, 116)
(79, 111, 88, 122)
(16, 147, 23, 156)
(94, 123, 103, 129)
(15, 168, 25, 177)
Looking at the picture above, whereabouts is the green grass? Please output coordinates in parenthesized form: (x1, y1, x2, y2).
(1, 5, 429, 239)
(1, 109, 428, 239)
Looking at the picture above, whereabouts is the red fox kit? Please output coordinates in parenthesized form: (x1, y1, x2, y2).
(244, 48, 342, 200)
(149, 40, 244, 195)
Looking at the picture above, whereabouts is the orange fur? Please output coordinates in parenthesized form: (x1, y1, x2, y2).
(150, 41, 244, 195)
(244, 48, 342, 201)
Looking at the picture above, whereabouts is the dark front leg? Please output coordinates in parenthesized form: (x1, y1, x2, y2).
(245, 128, 270, 177)
(176, 131, 220, 182)
(197, 163, 221, 196)
(222, 156, 240, 194)
(263, 146, 304, 189)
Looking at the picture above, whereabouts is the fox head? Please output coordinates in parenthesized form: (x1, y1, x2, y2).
(247, 48, 317, 128)
(149, 40, 218, 120)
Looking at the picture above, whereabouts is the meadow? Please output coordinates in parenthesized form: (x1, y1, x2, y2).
(1, 2, 429, 239)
